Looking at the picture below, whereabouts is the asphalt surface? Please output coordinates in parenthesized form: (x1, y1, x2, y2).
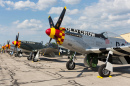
(0, 53, 130, 86)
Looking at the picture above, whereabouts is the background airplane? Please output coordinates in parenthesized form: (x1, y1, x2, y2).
(11, 33, 71, 61)
(1, 44, 6, 53)
(45, 6, 130, 77)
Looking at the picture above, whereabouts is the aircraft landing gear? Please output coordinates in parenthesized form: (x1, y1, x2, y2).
(66, 60, 75, 70)
(98, 64, 110, 77)
(32, 51, 39, 62)
(66, 52, 76, 70)
(84, 54, 98, 68)
(15, 53, 19, 57)
(15, 51, 22, 57)
(27, 52, 33, 60)
(98, 51, 113, 77)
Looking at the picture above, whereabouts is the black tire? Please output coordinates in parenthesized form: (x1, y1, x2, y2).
(27, 56, 32, 60)
(15, 54, 17, 57)
(66, 61, 75, 70)
(98, 64, 111, 77)
(33, 58, 38, 62)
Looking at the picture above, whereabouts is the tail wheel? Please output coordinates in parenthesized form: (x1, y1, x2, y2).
(66, 61, 75, 70)
(98, 64, 111, 77)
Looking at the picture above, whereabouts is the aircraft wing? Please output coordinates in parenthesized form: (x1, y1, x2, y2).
(86, 45, 130, 56)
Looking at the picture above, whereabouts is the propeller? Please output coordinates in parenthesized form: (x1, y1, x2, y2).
(44, 6, 66, 55)
(12, 33, 20, 54)
(5, 40, 10, 50)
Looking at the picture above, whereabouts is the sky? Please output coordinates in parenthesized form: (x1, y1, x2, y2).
(0, 0, 130, 46)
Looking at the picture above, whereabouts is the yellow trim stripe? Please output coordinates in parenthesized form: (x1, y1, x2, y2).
(50, 28, 56, 38)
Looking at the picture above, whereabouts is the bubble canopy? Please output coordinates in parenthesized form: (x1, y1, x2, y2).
(101, 31, 124, 39)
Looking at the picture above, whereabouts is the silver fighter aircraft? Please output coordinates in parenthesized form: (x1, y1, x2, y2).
(45, 6, 130, 77)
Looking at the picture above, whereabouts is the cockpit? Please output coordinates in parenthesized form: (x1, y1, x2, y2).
(102, 31, 124, 39)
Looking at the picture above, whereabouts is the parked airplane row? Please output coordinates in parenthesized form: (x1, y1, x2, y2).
(0, 33, 81, 60)
(1, 6, 130, 77)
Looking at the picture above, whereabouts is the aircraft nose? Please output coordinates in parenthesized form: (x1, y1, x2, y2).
(12, 41, 14, 44)
(45, 28, 51, 36)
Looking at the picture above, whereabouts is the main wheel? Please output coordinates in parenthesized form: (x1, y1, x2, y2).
(84, 55, 98, 68)
(66, 61, 75, 70)
(98, 64, 111, 77)
(27, 56, 32, 60)
(15, 54, 17, 57)
(33, 58, 38, 62)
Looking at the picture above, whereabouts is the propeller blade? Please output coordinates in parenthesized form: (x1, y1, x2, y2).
(16, 35, 18, 41)
(48, 16, 54, 28)
(16, 33, 19, 41)
(49, 38, 52, 44)
(55, 6, 66, 29)
(17, 33, 19, 40)
(7, 40, 10, 45)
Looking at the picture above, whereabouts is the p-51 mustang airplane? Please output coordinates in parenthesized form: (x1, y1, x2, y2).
(12, 33, 46, 61)
(45, 6, 130, 77)
(12, 33, 61, 61)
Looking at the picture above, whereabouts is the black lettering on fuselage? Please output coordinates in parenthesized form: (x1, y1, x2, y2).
(116, 42, 125, 46)
(116, 42, 120, 46)
(66, 28, 95, 37)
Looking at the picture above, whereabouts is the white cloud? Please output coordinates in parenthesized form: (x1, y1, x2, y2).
(36, 0, 57, 10)
(13, 0, 35, 10)
(75, 0, 130, 34)
(62, 0, 81, 5)
(79, 16, 87, 20)
(48, 7, 79, 15)
(48, 7, 63, 14)
(2, 0, 57, 10)
(14, 19, 43, 30)
(0, 0, 4, 7)
(13, 20, 19, 24)
(127, 19, 130, 24)
(67, 9, 79, 15)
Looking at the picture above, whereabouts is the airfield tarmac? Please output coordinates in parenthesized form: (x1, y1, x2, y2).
(0, 54, 130, 86)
